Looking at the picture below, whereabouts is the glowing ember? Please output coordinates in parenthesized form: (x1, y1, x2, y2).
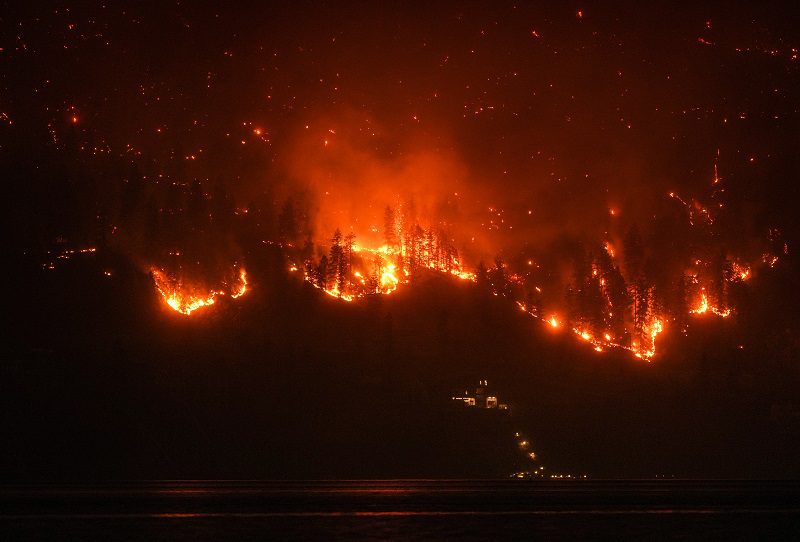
(731, 262, 753, 282)
(731, 262, 751, 282)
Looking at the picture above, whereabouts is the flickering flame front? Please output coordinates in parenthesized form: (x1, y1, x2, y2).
(230, 269, 248, 298)
(565, 318, 663, 361)
(288, 183, 783, 363)
(380, 264, 400, 292)
(151, 266, 249, 315)
(635, 318, 664, 360)
(302, 221, 475, 302)
(690, 291, 731, 318)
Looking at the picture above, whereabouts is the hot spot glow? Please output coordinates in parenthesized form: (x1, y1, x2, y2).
(731, 262, 751, 282)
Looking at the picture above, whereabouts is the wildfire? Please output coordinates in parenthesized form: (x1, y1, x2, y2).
(151, 266, 249, 315)
(230, 268, 248, 298)
(302, 215, 475, 302)
(565, 317, 663, 361)
(731, 262, 751, 282)
(287, 187, 782, 363)
(320, 285, 355, 302)
(634, 318, 663, 360)
(380, 264, 400, 292)
(690, 291, 731, 318)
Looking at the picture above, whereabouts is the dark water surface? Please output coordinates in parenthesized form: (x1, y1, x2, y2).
(2, 480, 799, 540)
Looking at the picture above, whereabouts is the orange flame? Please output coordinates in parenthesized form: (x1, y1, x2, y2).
(230, 268, 248, 298)
(151, 266, 249, 315)
(305, 240, 474, 300)
(690, 291, 731, 317)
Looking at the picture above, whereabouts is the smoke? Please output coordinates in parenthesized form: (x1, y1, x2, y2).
(275, 108, 482, 250)
(272, 106, 671, 267)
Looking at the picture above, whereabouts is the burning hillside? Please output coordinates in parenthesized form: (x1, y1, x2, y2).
(287, 168, 785, 361)
(4, 2, 796, 366)
(7, 0, 800, 490)
(295, 210, 475, 301)
(151, 266, 248, 316)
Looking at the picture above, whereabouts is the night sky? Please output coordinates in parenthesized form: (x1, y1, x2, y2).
(3, 2, 800, 479)
(6, 2, 800, 239)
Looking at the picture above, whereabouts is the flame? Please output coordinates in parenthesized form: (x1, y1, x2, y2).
(731, 262, 751, 282)
(691, 292, 710, 314)
(380, 264, 400, 292)
(304, 232, 474, 301)
(229, 268, 248, 298)
(636, 318, 663, 360)
(291, 192, 776, 363)
(560, 317, 663, 361)
(690, 291, 731, 317)
(151, 266, 249, 315)
(321, 285, 355, 302)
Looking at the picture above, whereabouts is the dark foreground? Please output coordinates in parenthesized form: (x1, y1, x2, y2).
(1, 480, 799, 540)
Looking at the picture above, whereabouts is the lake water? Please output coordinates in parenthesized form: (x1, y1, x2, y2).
(2, 480, 799, 540)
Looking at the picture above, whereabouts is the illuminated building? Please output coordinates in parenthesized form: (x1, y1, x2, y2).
(451, 380, 509, 410)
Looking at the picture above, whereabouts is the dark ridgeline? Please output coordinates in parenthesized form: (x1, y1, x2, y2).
(3, 225, 800, 480)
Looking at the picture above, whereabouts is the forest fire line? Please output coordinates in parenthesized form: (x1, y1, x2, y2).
(285, 193, 782, 362)
(690, 291, 731, 318)
(47, 147, 782, 359)
(515, 301, 664, 361)
(151, 266, 248, 315)
(298, 209, 476, 301)
(300, 241, 475, 301)
(43, 194, 776, 361)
